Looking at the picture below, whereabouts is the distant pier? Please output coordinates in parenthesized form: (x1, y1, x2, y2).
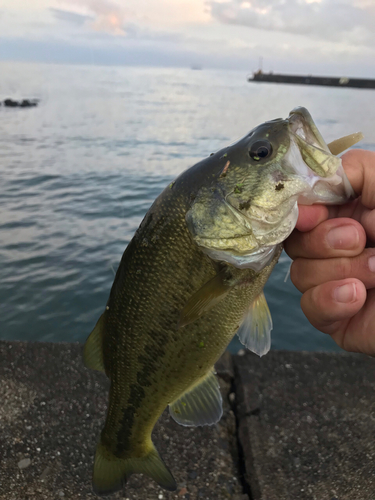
(249, 70, 375, 89)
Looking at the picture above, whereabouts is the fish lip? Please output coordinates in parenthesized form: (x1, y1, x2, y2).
(288, 106, 329, 151)
(287, 107, 355, 202)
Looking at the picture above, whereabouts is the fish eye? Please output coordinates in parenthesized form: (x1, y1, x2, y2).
(249, 140, 273, 161)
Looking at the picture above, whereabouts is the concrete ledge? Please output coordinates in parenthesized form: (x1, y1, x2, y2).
(0, 342, 244, 500)
(233, 351, 375, 500)
(1, 341, 374, 499)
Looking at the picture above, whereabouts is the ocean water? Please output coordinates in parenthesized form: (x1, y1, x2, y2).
(1, 61, 375, 353)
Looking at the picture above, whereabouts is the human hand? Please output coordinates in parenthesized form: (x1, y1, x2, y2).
(284, 149, 375, 357)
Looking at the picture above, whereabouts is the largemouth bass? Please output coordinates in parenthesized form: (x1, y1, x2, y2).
(84, 107, 362, 494)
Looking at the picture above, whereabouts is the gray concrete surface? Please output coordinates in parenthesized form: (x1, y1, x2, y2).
(0, 341, 244, 500)
(233, 350, 375, 500)
(1, 341, 374, 500)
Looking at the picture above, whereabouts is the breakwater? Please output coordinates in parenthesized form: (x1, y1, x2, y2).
(249, 71, 375, 89)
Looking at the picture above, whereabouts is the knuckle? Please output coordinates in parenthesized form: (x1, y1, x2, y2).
(301, 231, 314, 254)
(334, 258, 352, 278)
(300, 289, 319, 322)
(308, 285, 333, 324)
(283, 238, 293, 258)
(284, 231, 304, 259)
(310, 285, 322, 310)
(290, 260, 303, 290)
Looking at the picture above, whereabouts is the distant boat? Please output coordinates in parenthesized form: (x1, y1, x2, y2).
(191, 65, 202, 71)
(248, 69, 375, 89)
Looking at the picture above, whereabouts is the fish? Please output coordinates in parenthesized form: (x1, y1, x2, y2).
(83, 107, 362, 495)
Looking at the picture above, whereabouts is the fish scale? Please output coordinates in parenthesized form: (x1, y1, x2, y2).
(90, 174, 281, 489)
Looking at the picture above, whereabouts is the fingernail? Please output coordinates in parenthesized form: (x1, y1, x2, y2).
(369, 256, 375, 272)
(334, 283, 357, 303)
(326, 226, 359, 249)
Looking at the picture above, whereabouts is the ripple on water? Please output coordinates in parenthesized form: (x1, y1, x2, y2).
(0, 166, 173, 343)
(1, 62, 374, 350)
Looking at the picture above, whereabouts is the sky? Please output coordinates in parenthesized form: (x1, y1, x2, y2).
(0, 0, 375, 75)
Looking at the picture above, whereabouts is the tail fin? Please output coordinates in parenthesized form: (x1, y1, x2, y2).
(92, 441, 177, 495)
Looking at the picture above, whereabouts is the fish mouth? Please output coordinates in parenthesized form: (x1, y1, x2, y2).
(287, 106, 355, 204)
(288, 106, 330, 153)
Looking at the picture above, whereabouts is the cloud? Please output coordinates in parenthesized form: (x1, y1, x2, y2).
(59, 0, 128, 35)
(1, 0, 375, 75)
(208, 0, 375, 45)
(50, 8, 92, 25)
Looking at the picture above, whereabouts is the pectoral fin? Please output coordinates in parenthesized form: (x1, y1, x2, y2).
(178, 272, 232, 328)
(237, 291, 272, 357)
(83, 313, 106, 373)
(169, 370, 222, 426)
(328, 132, 363, 156)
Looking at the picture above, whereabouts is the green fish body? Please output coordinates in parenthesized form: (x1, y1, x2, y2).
(84, 108, 360, 494)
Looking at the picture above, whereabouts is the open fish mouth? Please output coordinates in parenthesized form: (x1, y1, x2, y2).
(287, 106, 355, 204)
(288, 106, 330, 153)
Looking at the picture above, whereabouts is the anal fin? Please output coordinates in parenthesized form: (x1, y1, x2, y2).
(169, 370, 222, 426)
(237, 291, 272, 357)
(83, 313, 106, 373)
